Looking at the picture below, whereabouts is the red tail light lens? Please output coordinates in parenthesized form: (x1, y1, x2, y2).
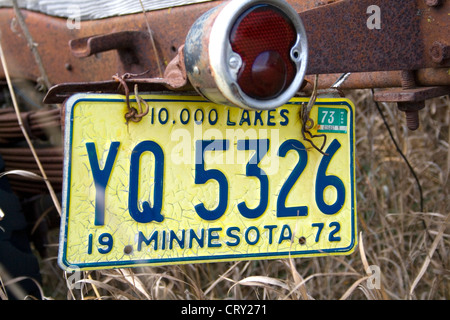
(229, 5, 297, 100)
(184, 0, 308, 110)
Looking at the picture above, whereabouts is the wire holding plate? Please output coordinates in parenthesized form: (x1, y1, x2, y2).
(112, 73, 150, 124)
(299, 75, 328, 155)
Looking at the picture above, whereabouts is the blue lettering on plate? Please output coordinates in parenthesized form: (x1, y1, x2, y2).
(129, 141, 164, 223)
(86, 141, 120, 226)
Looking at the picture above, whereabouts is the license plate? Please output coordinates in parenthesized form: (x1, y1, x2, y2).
(58, 93, 357, 271)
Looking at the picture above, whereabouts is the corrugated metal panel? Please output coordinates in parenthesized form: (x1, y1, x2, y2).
(0, 0, 216, 20)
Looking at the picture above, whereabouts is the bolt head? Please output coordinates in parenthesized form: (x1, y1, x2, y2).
(430, 41, 450, 63)
(228, 54, 242, 70)
(193, 66, 200, 75)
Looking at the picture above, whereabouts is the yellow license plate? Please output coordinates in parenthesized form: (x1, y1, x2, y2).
(58, 93, 357, 271)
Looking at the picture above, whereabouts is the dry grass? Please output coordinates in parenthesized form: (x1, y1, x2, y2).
(2, 90, 449, 300)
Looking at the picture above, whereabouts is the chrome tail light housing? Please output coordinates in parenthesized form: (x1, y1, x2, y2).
(184, 0, 308, 110)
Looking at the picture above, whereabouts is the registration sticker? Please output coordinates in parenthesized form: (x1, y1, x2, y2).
(58, 94, 357, 270)
(317, 107, 348, 133)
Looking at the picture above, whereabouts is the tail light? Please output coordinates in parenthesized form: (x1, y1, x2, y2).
(184, 0, 308, 110)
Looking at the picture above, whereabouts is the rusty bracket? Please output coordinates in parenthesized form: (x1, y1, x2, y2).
(374, 86, 450, 103)
(299, 0, 450, 74)
(44, 45, 191, 104)
(374, 71, 450, 130)
(301, 0, 449, 131)
(69, 30, 157, 76)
